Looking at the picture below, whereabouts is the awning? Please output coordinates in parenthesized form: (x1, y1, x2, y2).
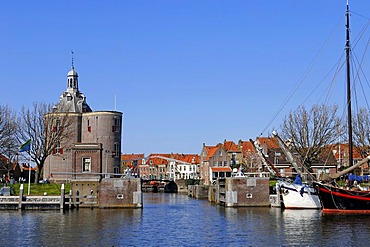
(211, 167, 232, 172)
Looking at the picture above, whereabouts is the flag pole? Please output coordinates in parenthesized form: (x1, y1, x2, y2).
(28, 152, 31, 195)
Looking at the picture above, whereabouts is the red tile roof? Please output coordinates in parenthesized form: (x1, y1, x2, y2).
(121, 153, 145, 168)
(257, 137, 279, 149)
(239, 140, 255, 155)
(329, 143, 363, 160)
(204, 146, 219, 160)
(146, 154, 171, 166)
(223, 140, 240, 152)
(173, 154, 200, 164)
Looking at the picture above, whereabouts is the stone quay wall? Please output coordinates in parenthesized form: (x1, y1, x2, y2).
(210, 177, 270, 207)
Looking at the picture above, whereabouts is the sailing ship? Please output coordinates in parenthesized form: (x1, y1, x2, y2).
(251, 137, 321, 209)
(313, 2, 370, 213)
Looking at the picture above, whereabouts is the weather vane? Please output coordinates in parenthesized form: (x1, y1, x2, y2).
(71, 50, 74, 67)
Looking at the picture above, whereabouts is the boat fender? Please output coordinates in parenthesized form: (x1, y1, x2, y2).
(283, 189, 289, 195)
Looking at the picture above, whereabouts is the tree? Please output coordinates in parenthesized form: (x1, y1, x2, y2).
(280, 104, 341, 167)
(19, 102, 73, 183)
(352, 108, 370, 158)
(0, 105, 19, 164)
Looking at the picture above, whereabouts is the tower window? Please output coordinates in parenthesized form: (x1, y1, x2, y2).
(112, 117, 120, 132)
(83, 157, 91, 172)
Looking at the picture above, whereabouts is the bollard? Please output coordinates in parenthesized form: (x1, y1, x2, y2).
(60, 184, 65, 210)
(76, 190, 79, 209)
(69, 190, 72, 209)
(19, 184, 23, 210)
(90, 190, 94, 209)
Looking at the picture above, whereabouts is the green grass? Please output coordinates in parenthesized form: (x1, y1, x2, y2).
(8, 183, 71, 196)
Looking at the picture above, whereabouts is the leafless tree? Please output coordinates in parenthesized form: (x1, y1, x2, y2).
(19, 102, 73, 183)
(280, 104, 341, 167)
(242, 150, 261, 173)
(352, 108, 370, 158)
(0, 105, 19, 164)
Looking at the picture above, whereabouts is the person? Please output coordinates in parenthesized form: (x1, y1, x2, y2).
(294, 173, 303, 185)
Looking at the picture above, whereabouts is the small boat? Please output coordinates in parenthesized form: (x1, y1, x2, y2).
(277, 178, 321, 209)
(251, 138, 321, 209)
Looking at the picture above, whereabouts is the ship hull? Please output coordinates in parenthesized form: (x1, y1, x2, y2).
(277, 180, 321, 209)
(313, 182, 370, 213)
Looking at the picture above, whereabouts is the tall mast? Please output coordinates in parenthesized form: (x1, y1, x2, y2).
(345, 1, 353, 167)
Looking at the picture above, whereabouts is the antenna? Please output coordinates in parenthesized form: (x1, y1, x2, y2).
(71, 50, 74, 67)
(114, 94, 117, 111)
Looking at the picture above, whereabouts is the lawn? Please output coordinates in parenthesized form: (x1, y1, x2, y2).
(8, 183, 72, 196)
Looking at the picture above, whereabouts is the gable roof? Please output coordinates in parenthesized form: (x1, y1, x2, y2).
(223, 140, 240, 152)
(204, 145, 219, 160)
(146, 153, 171, 166)
(329, 143, 364, 160)
(257, 137, 280, 149)
(121, 153, 145, 167)
(239, 140, 255, 156)
(173, 154, 200, 164)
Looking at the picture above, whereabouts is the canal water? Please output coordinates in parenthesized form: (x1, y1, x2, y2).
(2, 193, 370, 246)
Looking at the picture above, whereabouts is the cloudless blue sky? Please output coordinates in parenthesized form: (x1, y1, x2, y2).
(2, 1, 370, 155)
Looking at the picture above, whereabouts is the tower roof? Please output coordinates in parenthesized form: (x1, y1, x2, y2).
(67, 66, 78, 77)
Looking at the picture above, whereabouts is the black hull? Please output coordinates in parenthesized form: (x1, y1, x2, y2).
(313, 182, 370, 213)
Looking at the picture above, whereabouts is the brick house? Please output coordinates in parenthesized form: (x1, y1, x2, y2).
(222, 140, 243, 168)
(200, 143, 231, 185)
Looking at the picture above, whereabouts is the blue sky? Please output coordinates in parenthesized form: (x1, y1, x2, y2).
(2, 1, 370, 155)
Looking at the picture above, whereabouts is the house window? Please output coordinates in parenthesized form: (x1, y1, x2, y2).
(83, 157, 91, 172)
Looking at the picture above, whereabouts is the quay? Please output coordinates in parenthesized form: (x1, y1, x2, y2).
(0, 177, 143, 210)
(0, 175, 272, 210)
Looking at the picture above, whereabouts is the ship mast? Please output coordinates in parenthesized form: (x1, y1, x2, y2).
(345, 1, 353, 167)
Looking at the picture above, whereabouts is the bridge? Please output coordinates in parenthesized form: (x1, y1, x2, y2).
(141, 178, 178, 193)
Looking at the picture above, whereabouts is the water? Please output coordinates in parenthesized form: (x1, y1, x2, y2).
(2, 193, 370, 246)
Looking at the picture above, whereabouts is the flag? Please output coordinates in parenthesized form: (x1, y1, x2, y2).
(19, 139, 31, 152)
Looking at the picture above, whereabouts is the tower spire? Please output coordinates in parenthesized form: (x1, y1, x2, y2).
(71, 50, 74, 67)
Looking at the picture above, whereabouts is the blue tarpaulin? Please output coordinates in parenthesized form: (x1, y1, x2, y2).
(348, 174, 369, 182)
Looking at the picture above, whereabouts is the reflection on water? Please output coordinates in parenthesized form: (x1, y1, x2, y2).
(1, 193, 370, 246)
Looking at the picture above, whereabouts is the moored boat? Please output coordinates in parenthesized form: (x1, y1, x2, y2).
(313, 2, 370, 213)
(278, 179, 321, 209)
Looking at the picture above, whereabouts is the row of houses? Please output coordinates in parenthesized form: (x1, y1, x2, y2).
(121, 138, 367, 185)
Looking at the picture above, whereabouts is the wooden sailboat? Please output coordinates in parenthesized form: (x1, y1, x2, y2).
(313, 2, 370, 213)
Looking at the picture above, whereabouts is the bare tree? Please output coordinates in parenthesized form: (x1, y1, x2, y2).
(281, 104, 341, 167)
(242, 150, 261, 173)
(19, 102, 73, 183)
(0, 105, 19, 164)
(352, 108, 370, 158)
